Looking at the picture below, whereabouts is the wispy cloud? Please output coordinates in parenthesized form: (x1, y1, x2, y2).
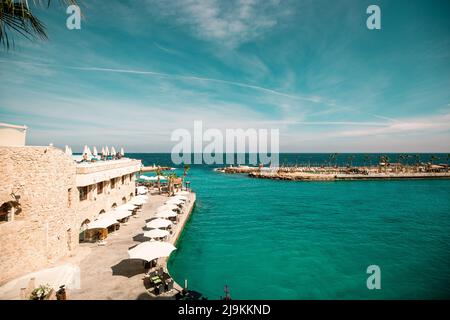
(335, 113, 450, 138)
(0, 59, 336, 107)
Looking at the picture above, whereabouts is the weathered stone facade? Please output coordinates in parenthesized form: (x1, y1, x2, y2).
(0, 146, 141, 285)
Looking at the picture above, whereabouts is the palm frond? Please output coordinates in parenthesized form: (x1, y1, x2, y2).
(0, 0, 77, 49)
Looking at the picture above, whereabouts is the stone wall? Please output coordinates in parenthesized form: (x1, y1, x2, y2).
(0, 146, 140, 285)
(0, 146, 78, 285)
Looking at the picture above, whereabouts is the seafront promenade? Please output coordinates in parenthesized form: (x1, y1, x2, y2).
(67, 191, 195, 300)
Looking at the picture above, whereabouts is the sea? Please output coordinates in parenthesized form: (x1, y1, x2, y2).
(128, 153, 450, 299)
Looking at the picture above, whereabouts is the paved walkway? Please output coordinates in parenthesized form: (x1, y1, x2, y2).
(67, 192, 194, 300)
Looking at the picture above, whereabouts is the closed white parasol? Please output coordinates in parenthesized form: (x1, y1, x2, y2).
(82, 145, 92, 157)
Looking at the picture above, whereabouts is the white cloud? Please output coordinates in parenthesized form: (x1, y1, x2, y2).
(152, 0, 284, 48)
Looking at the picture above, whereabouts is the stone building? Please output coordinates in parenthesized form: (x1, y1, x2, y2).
(0, 143, 141, 285)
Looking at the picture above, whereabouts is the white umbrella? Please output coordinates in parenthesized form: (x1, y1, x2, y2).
(120, 147, 125, 156)
(136, 186, 148, 195)
(86, 217, 118, 229)
(155, 210, 177, 218)
(157, 204, 178, 212)
(165, 198, 184, 205)
(112, 210, 133, 220)
(92, 146, 98, 157)
(128, 241, 176, 262)
(105, 146, 110, 156)
(172, 195, 188, 201)
(101, 209, 132, 221)
(116, 203, 138, 211)
(101, 147, 105, 155)
(143, 229, 170, 239)
(130, 198, 146, 205)
(146, 218, 172, 229)
(111, 147, 117, 155)
(175, 191, 190, 196)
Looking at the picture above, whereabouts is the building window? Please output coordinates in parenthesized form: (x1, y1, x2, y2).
(78, 186, 88, 201)
(121, 175, 125, 185)
(0, 203, 12, 223)
(68, 188, 72, 208)
(110, 178, 116, 189)
(97, 182, 103, 195)
(129, 173, 133, 181)
(0, 202, 19, 223)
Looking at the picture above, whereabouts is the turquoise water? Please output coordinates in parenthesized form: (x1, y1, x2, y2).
(133, 154, 450, 299)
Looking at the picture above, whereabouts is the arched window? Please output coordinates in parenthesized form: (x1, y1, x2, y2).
(79, 219, 91, 242)
(111, 203, 117, 209)
(99, 209, 106, 215)
(122, 197, 127, 204)
(0, 201, 21, 223)
(130, 192, 134, 199)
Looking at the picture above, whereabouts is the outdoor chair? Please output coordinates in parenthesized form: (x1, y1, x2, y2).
(166, 279, 174, 292)
(157, 284, 165, 295)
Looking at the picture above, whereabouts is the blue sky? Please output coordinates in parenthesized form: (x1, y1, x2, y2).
(0, 0, 449, 152)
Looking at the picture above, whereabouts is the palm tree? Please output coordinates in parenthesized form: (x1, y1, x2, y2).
(347, 155, 355, 168)
(329, 153, 337, 168)
(155, 167, 162, 195)
(0, 0, 76, 49)
(415, 154, 421, 165)
(430, 155, 439, 165)
(182, 164, 190, 190)
(363, 154, 372, 168)
(379, 155, 389, 173)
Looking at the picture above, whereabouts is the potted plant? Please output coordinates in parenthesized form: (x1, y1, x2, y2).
(29, 284, 53, 300)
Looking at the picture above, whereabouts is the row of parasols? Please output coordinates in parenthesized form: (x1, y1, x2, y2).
(85, 195, 148, 230)
(128, 191, 191, 263)
(64, 145, 125, 157)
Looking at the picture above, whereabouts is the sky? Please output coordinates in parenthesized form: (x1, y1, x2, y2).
(0, 0, 449, 152)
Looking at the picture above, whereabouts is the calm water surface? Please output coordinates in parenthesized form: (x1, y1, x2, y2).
(131, 154, 450, 299)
